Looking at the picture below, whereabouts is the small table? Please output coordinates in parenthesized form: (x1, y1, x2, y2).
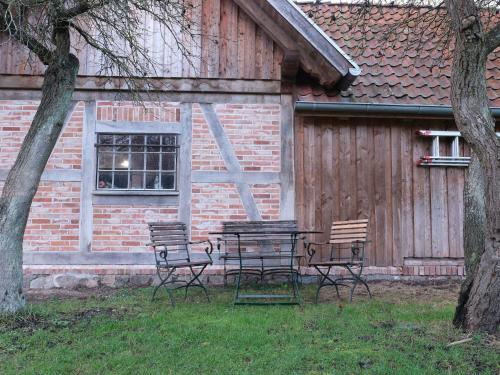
(210, 227, 321, 305)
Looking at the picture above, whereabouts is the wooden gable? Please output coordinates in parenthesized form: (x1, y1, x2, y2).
(0, 0, 359, 89)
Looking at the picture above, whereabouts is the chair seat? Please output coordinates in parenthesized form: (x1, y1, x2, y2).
(159, 260, 212, 268)
(309, 260, 362, 267)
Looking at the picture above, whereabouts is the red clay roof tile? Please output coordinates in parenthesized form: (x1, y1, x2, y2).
(297, 3, 500, 106)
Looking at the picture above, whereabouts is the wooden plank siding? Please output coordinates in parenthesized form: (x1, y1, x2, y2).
(0, 0, 283, 80)
(294, 116, 467, 266)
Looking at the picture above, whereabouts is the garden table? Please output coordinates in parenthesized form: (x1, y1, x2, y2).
(211, 222, 320, 305)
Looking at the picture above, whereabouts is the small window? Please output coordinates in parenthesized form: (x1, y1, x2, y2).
(96, 134, 178, 191)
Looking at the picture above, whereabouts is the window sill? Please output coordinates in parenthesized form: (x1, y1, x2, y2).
(92, 190, 179, 196)
(91, 190, 180, 206)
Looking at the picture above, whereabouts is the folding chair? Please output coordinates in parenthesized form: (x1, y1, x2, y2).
(148, 222, 213, 305)
(306, 219, 372, 303)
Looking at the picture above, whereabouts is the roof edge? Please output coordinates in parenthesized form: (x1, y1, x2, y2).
(283, 0, 361, 74)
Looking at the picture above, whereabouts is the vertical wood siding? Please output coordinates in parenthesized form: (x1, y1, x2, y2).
(295, 116, 466, 266)
(0, 0, 283, 80)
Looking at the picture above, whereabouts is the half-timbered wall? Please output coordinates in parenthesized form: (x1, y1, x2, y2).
(0, 0, 283, 80)
(295, 116, 470, 276)
(0, 94, 292, 276)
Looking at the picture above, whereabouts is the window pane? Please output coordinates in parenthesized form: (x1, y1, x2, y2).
(131, 135, 144, 144)
(131, 153, 144, 170)
(98, 134, 113, 152)
(98, 134, 113, 144)
(130, 172, 144, 189)
(146, 135, 160, 151)
(115, 135, 129, 151)
(162, 135, 176, 146)
(161, 154, 176, 171)
(115, 153, 129, 170)
(113, 172, 128, 189)
(146, 153, 159, 170)
(145, 173, 160, 189)
(131, 135, 144, 152)
(96, 133, 177, 191)
(97, 172, 112, 189)
(98, 152, 113, 170)
(161, 173, 175, 189)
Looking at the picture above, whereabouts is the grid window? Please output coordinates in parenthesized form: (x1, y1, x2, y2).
(96, 134, 178, 191)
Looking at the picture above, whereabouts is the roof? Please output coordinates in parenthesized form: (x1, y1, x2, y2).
(234, 0, 360, 88)
(295, 3, 500, 106)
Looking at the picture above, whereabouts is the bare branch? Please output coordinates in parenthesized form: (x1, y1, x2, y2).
(485, 21, 500, 54)
(0, 2, 53, 64)
(62, 0, 109, 20)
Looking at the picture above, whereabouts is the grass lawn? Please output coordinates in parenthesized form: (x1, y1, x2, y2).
(0, 282, 498, 374)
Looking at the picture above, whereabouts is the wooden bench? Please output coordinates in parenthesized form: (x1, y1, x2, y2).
(148, 222, 213, 305)
(306, 219, 372, 303)
(214, 220, 304, 304)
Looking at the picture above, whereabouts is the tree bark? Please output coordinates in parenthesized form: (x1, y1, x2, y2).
(446, 0, 500, 334)
(0, 53, 79, 313)
(453, 155, 485, 326)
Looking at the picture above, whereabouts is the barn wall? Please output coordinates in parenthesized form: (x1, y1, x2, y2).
(0, 0, 283, 80)
(295, 115, 468, 277)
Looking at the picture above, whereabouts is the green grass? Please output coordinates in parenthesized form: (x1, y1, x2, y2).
(0, 285, 498, 375)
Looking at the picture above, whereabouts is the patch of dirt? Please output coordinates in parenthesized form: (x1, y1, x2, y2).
(312, 280, 461, 304)
(23, 280, 462, 305)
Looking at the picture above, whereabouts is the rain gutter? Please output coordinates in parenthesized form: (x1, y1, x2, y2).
(295, 102, 500, 118)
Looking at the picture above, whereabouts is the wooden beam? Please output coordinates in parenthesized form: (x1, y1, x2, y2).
(200, 103, 262, 221)
(0, 89, 282, 104)
(0, 75, 281, 94)
(79, 101, 97, 253)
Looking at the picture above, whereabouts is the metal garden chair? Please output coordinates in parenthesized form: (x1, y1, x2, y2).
(306, 219, 372, 303)
(148, 222, 213, 305)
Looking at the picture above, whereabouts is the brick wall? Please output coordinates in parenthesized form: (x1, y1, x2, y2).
(192, 104, 281, 171)
(191, 183, 281, 241)
(0, 101, 83, 251)
(24, 182, 81, 251)
(92, 205, 178, 252)
(0, 101, 39, 169)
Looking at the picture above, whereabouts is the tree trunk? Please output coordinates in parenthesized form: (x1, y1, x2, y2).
(446, 0, 500, 334)
(453, 155, 485, 326)
(0, 54, 79, 313)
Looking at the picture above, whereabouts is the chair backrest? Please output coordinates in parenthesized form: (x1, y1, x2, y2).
(219, 220, 298, 253)
(148, 222, 190, 264)
(329, 219, 369, 244)
(328, 219, 369, 262)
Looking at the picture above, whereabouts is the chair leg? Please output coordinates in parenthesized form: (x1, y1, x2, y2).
(223, 260, 228, 287)
(152, 267, 177, 306)
(185, 265, 210, 303)
(314, 266, 339, 303)
(345, 264, 371, 302)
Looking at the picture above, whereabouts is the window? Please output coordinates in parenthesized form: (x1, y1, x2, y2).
(96, 134, 178, 191)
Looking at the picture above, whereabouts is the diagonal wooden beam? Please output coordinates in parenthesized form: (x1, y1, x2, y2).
(200, 103, 262, 221)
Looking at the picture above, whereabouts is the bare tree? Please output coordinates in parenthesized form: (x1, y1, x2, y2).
(0, 0, 198, 313)
(307, 0, 499, 334)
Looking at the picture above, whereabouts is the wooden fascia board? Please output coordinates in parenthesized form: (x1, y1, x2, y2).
(269, 0, 359, 74)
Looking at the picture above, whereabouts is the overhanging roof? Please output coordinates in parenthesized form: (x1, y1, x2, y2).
(233, 0, 361, 89)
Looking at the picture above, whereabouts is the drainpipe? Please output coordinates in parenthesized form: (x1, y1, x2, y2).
(295, 102, 500, 118)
